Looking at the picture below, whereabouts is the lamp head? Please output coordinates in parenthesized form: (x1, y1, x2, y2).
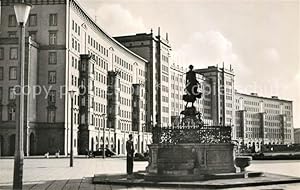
(14, 3, 32, 25)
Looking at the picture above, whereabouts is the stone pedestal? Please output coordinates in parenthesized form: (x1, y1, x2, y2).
(146, 143, 237, 181)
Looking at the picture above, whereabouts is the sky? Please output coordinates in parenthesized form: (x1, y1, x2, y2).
(78, 0, 300, 128)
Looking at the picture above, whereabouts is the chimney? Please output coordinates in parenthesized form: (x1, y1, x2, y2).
(166, 32, 169, 41)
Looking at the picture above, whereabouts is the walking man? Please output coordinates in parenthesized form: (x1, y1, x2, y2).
(126, 134, 134, 176)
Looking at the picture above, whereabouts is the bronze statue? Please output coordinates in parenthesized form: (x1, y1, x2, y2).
(183, 65, 202, 107)
(179, 65, 203, 126)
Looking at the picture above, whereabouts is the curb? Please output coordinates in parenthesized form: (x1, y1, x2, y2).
(93, 178, 300, 189)
(93, 173, 300, 189)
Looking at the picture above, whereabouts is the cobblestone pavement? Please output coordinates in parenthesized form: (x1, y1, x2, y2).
(0, 158, 300, 189)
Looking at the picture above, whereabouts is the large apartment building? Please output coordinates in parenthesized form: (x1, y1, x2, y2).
(0, 0, 152, 156)
(115, 31, 172, 127)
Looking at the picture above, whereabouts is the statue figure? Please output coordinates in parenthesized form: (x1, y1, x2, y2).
(184, 65, 202, 107)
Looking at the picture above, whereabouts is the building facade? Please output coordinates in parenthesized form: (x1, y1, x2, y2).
(235, 92, 294, 152)
(0, 37, 38, 156)
(294, 128, 300, 144)
(115, 31, 172, 127)
(0, 0, 152, 156)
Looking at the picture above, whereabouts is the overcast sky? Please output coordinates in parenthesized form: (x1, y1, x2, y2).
(79, 0, 299, 128)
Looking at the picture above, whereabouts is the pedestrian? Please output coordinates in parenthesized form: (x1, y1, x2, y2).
(126, 134, 134, 177)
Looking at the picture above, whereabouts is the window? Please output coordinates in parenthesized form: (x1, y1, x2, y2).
(48, 90, 56, 103)
(49, 32, 57, 45)
(49, 14, 57, 26)
(0, 87, 2, 103)
(0, 67, 3, 80)
(48, 71, 56, 84)
(8, 31, 17, 38)
(10, 47, 18, 60)
(28, 31, 37, 41)
(9, 87, 16, 100)
(8, 106, 16, 121)
(9, 67, 17, 80)
(8, 15, 17, 27)
(48, 52, 57, 64)
(47, 109, 56, 123)
(0, 48, 4, 60)
(28, 14, 37, 26)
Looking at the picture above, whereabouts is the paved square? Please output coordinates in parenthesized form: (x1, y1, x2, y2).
(1, 158, 300, 190)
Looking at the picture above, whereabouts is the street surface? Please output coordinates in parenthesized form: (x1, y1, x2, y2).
(0, 157, 300, 189)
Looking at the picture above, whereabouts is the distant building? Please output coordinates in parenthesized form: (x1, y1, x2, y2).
(235, 92, 294, 152)
(294, 128, 300, 144)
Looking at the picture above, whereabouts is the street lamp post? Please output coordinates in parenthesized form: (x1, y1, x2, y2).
(69, 90, 76, 167)
(13, 2, 31, 189)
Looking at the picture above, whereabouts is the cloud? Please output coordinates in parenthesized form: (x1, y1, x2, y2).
(262, 48, 280, 64)
(173, 31, 249, 77)
(88, 4, 147, 36)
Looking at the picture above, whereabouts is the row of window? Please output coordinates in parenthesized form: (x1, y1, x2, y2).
(138, 68, 145, 77)
(88, 51, 109, 71)
(170, 73, 183, 83)
(114, 55, 133, 71)
(162, 106, 169, 113)
(72, 20, 81, 36)
(0, 67, 17, 80)
(246, 120, 260, 126)
(162, 117, 169, 124)
(116, 68, 133, 83)
(265, 109, 280, 114)
(0, 47, 18, 60)
(162, 96, 169, 103)
(95, 87, 106, 99)
(171, 102, 184, 110)
(71, 37, 80, 53)
(120, 84, 131, 94)
(71, 75, 78, 86)
(120, 96, 131, 107)
(162, 85, 169, 93)
(95, 71, 106, 84)
(265, 121, 282, 127)
(120, 109, 131, 119)
(226, 95, 233, 101)
(8, 13, 57, 27)
(162, 75, 169, 83)
(265, 115, 281, 120)
(0, 106, 17, 121)
(88, 35, 109, 57)
(94, 102, 106, 114)
(171, 84, 183, 91)
(244, 106, 260, 113)
(162, 64, 169, 72)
